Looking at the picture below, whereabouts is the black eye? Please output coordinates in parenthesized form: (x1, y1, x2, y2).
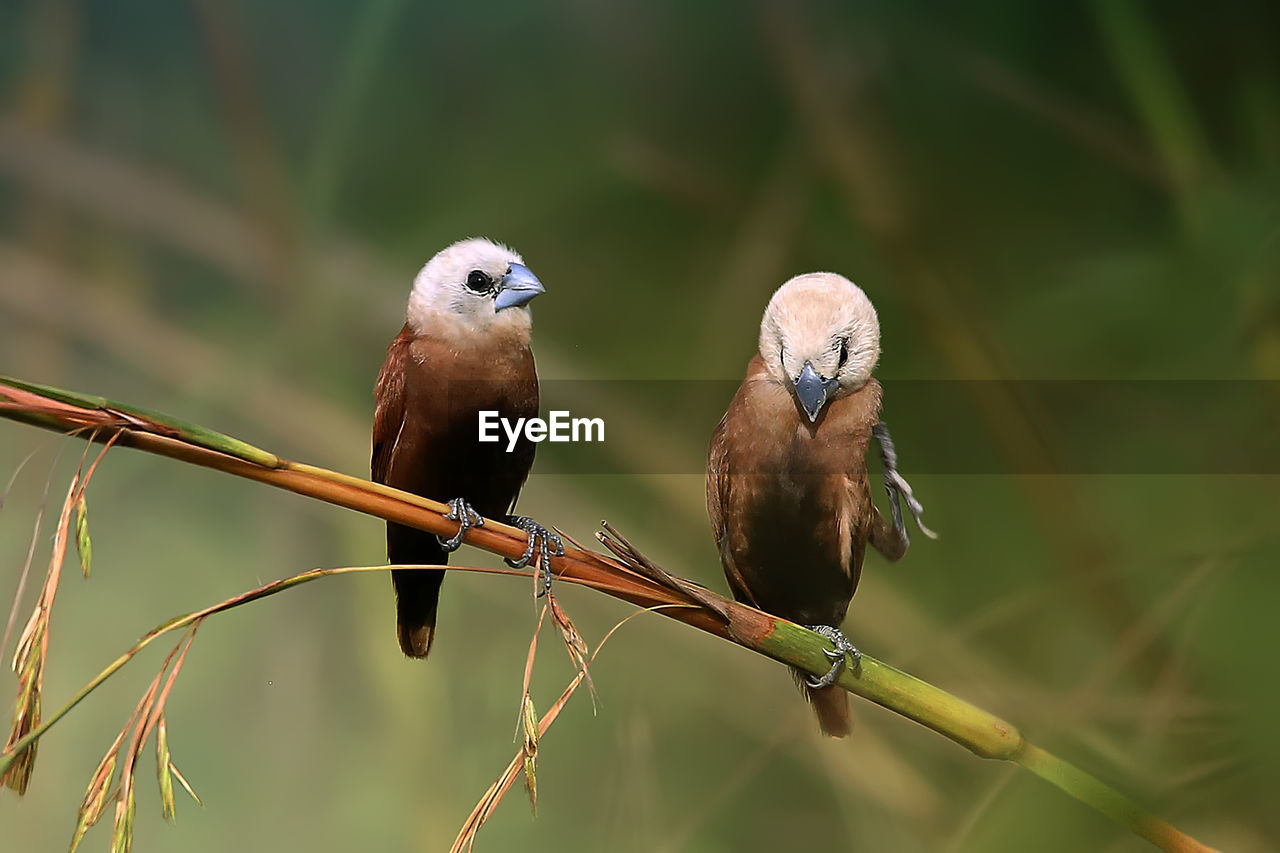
(837, 338, 850, 368)
(465, 270, 492, 293)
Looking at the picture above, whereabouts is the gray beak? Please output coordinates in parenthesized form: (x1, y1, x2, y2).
(494, 263, 545, 312)
(792, 361, 839, 423)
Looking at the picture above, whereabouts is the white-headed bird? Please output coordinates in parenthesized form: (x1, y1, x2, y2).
(373, 237, 561, 659)
(707, 272, 930, 736)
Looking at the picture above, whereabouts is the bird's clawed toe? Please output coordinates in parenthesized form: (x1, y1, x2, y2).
(438, 497, 484, 551)
(872, 422, 937, 542)
(886, 468, 936, 540)
(805, 625, 862, 688)
(505, 515, 565, 594)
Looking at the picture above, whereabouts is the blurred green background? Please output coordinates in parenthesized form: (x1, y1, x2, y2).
(1, 1, 1278, 850)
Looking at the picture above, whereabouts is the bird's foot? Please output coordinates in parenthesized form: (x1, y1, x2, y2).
(505, 515, 565, 595)
(438, 497, 484, 552)
(885, 467, 936, 539)
(805, 625, 862, 687)
(872, 422, 937, 541)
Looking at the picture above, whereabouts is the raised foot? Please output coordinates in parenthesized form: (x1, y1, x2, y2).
(438, 497, 484, 552)
(872, 422, 937, 542)
(805, 625, 862, 688)
(505, 515, 565, 595)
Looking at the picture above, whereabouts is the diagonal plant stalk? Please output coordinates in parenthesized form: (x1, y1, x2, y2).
(0, 376, 1216, 853)
(453, 602, 694, 853)
(0, 561, 529, 787)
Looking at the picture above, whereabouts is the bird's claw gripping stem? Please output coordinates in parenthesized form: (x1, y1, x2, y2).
(805, 625, 862, 688)
(438, 497, 484, 552)
(872, 422, 937, 542)
(505, 515, 565, 595)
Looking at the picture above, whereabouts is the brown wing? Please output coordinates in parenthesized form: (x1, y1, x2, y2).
(705, 414, 729, 545)
(706, 356, 770, 549)
(706, 390, 762, 609)
(371, 324, 410, 487)
(372, 326, 446, 658)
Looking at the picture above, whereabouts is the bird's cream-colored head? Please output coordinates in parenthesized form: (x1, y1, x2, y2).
(407, 238, 545, 339)
(758, 272, 881, 422)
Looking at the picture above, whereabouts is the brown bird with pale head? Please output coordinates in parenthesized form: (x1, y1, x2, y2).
(707, 272, 928, 737)
(373, 237, 561, 659)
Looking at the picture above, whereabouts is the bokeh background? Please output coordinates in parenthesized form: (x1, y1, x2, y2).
(2, 1, 1278, 850)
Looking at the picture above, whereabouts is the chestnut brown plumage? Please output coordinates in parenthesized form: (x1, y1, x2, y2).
(373, 238, 550, 658)
(707, 272, 914, 736)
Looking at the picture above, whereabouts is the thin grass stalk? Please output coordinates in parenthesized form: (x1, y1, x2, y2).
(0, 562, 526, 774)
(453, 605, 689, 853)
(0, 377, 1215, 852)
(2, 427, 116, 792)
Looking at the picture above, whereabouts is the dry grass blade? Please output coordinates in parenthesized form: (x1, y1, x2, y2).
(113, 629, 195, 851)
(1, 471, 74, 793)
(73, 493, 90, 578)
(452, 758, 520, 853)
(167, 761, 201, 807)
(531, 527, 595, 705)
(113, 671, 166, 842)
(150, 621, 202, 823)
(452, 605, 692, 853)
(520, 606, 547, 703)
(597, 521, 729, 620)
(520, 695, 539, 813)
(110, 786, 135, 853)
(72, 623, 201, 851)
(155, 714, 174, 822)
(3, 429, 119, 794)
(1, 645, 41, 794)
(516, 603, 548, 814)
(72, 671, 165, 849)
(548, 594, 594, 710)
(2, 444, 63, 657)
(69, 728, 127, 853)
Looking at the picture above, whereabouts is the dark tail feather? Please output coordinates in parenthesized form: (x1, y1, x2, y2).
(392, 566, 444, 658)
(806, 684, 852, 737)
(388, 523, 446, 658)
(795, 668, 853, 737)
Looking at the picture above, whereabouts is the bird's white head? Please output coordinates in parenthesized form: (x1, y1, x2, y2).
(758, 272, 881, 422)
(407, 238, 545, 338)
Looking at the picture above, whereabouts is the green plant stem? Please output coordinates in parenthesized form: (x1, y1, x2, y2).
(759, 621, 1209, 852)
(760, 620, 1019, 759)
(0, 377, 1217, 852)
(1016, 743, 1184, 850)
